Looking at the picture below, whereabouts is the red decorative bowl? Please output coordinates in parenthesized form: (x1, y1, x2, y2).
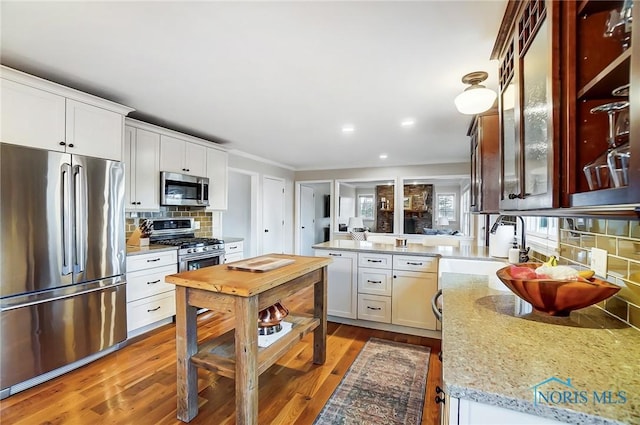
(495, 263, 620, 316)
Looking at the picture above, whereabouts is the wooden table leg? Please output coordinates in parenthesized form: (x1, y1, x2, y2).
(313, 266, 327, 365)
(175, 286, 199, 422)
(235, 295, 259, 425)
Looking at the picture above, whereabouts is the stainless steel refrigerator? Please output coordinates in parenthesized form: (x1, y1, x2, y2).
(0, 143, 126, 397)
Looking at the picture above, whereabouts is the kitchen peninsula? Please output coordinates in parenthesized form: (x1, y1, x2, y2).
(164, 254, 330, 424)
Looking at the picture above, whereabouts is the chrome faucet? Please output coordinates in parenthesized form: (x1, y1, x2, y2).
(490, 215, 530, 263)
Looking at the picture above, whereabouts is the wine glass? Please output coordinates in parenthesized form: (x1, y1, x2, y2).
(583, 101, 629, 190)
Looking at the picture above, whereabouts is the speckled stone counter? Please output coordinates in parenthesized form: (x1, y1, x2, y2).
(222, 237, 244, 243)
(126, 244, 178, 256)
(441, 273, 640, 425)
(312, 240, 494, 260)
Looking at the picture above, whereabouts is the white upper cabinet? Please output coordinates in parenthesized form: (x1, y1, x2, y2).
(206, 147, 228, 210)
(124, 125, 160, 211)
(0, 66, 133, 160)
(160, 135, 206, 177)
(65, 99, 123, 161)
(0, 78, 66, 151)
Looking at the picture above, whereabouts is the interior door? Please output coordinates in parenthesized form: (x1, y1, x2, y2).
(300, 185, 316, 256)
(262, 176, 285, 255)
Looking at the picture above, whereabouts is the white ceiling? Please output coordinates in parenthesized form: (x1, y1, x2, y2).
(0, 1, 506, 171)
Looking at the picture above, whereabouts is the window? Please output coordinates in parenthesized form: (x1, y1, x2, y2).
(358, 195, 374, 220)
(436, 193, 456, 221)
(460, 187, 471, 235)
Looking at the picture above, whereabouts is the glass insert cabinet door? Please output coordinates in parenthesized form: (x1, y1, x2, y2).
(521, 17, 552, 200)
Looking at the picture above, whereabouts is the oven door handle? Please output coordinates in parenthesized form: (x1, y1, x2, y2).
(181, 251, 225, 262)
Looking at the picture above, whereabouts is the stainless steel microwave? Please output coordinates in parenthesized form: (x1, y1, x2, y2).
(160, 171, 209, 206)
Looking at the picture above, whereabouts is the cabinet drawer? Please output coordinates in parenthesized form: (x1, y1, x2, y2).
(393, 255, 437, 273)
(358, 268, 392, 296)
(357, 294, 391, 323)
(225, 241, 243, 255)
(225, 253, 244, 263)
(358, 253, 393, 269)
(127, 291, 176, 332)
(126, 264, 177, 302)
(126, 250, 177, 273)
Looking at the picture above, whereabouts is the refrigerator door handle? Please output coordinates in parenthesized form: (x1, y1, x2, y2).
(61, 163, 73, 275)
(73, 164, 87, 273)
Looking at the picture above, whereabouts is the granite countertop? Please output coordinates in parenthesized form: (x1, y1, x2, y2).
(312, 240, 494, 260)
(441, 273, 640, 425)
(126, 244, 178, 256)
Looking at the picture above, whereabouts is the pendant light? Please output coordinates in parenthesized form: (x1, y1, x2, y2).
(454, 71, 497, 115)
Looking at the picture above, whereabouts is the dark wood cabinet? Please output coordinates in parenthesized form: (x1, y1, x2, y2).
(493, 0, 562, 211)
(563, 0, 639, 208)
(468, 110, 500, 213)
(486, 0, 639, 216)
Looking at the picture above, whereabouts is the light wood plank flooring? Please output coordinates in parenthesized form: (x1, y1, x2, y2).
(0, 286, 442, 424)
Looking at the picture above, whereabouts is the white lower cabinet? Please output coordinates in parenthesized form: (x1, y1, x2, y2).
(449, 397, 566, 425)
(357, 294, 391, 323)
(315, 250, 357, 319)
(126, 250, 178, 336)
(392, 255, 438, 330)
(224, 240, 244, 263)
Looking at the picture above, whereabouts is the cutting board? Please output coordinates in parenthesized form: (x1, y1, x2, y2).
(226, 256, 295, 272)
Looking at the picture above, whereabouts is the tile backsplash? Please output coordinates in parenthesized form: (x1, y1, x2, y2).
(529, 218, 640, 330)
(125, 207, 213, 240)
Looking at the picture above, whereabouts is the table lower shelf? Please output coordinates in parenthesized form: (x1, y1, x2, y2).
(191, 313, 320, 379)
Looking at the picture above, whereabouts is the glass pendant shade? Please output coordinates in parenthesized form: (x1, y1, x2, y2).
(455, 85, 498, 115)
(454, 71, 497, 115)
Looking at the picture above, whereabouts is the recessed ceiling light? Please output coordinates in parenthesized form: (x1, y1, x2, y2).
(379, 153, 388, 159)
(341, 125, 355, 133)
(401, 118, 415, 127)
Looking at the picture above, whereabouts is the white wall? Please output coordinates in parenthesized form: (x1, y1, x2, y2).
(227, 151, 296, 253)
(222, 171, 252, 257)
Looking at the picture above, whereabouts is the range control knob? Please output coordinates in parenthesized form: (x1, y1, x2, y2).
(187, 248, 193, 254)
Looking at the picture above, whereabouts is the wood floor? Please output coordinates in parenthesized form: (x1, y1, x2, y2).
(0, 286, 442, 424)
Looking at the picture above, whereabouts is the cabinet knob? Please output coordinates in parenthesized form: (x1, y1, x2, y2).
(59, 141, 66, 146)
(68, 144, 74, 148)
(508, 193, 521, 200)
(436, 386, 443, 394)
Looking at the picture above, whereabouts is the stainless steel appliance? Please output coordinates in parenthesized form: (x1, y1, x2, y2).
(150, 218, 224, 271)
(0, 143, 126, 397)
(160, 171, 209, 207)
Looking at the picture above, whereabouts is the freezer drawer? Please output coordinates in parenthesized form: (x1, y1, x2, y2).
(0, 283, 126, 391)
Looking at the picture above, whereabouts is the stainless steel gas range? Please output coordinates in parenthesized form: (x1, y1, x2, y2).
(150, 218, 225, 271)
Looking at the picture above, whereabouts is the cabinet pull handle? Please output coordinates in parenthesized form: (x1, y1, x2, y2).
(147, 279, 161, 285)
(366, 306, 382, 310)
(367, 259, 382, 263)
(367, 280, 382, 284)
(147, 306, 161, 312)
(436, 386, 443, 394)
(146, 258, 161, 262)
(435, 395, 445, 404)
(229, 245, 238, 249)
(407, 262, 422, 266)
(329, 253, 342, 256)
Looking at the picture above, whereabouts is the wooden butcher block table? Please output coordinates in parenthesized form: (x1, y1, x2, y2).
(165, 254, 331, 424)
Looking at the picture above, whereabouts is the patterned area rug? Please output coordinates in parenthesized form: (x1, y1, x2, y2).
(314, 337, 430, 425)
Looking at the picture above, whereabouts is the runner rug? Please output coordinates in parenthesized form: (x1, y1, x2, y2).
(313, 337, 430, 425)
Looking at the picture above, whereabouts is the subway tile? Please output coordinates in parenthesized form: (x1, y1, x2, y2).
(559, 230, 581, 246)
(615, 279, 640, 306)
(606, 219, 629, 237)
(631, 221, 640, 239)
(608, 256, 628, 278)
(630, 304, 640, 329)
(605, 296, 628, 321)
(584, 219, 606, 234)
(595, 235, 616, 253)
(579, 234, 596, 249)
(629, 262, 640, 285)
(618, 239, 640, 261)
